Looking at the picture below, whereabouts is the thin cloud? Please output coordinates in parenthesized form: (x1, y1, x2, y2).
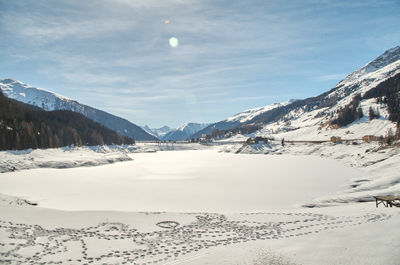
(316, 74, 347, 82)
(62, 73, 129, 85)
(2, 14, 133, 43)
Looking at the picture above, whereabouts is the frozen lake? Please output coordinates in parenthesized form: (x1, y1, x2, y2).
(0, 149, 363, 212)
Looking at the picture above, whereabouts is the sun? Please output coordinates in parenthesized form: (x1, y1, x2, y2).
(169, 37, 179, 48)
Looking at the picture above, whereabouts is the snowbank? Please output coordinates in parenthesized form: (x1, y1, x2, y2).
(0, 145, 134, 173)
(0, 143, 207, 173)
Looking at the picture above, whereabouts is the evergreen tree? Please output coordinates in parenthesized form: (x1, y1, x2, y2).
(369, 107, 380, 120)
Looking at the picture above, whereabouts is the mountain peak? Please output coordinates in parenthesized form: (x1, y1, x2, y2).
(1, 78, 20, 84)
(0, 78, 72, 101)
(365, 45, 400, 73)
(336, 45, 400, 88)
(177, 122, 199, 131)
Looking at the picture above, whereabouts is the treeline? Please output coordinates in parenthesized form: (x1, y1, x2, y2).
(331, 72, 400, 128)
(208, 123, 263, 139)
(0, 91, 134, 151)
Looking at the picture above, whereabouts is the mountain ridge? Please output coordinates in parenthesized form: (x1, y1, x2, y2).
(195, 45, 400, 141)
(0, 79, 157, 141)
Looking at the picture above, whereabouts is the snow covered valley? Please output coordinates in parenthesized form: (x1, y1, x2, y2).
(1, 143, 399, 265)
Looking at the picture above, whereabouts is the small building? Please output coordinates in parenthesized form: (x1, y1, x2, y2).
(330, 136, 342, 143)
(246, 136, 268, 144)
(362, 135, 380, 143)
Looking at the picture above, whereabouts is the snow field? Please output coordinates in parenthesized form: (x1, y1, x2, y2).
(0, 149, 361, 212)
(222, 141, 400, 206)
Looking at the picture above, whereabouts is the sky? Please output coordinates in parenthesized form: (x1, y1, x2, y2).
(1, 0, 400, 128)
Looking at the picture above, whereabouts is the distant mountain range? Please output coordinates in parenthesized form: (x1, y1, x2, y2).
(143, 123, 210, 140)
(2, 45, 399, 145)
(0, 79, 157, 141)
(194, 45, 400, 140)
(142, 125, 173, 139)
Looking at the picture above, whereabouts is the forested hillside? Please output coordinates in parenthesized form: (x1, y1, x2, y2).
(0, 91, 134, 150)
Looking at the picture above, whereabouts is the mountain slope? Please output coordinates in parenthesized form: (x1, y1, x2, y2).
(0, 90, 134, 151)
(201, 46, 400, 140)
(191, 102, 290, 138)
(0, 79, 157, 141)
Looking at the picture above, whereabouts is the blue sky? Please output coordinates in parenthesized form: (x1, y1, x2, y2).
(1, 0, 399, 128)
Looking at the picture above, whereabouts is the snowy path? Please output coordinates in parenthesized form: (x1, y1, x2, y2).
(0, 208, 393, 265)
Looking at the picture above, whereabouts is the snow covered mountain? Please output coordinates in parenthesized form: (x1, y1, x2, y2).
(163, 123, 210, 140)
(143, 123, 210, 140)
(0, 79, 157, 141)
(198, 45, 400, 141)
(142, 125, 174, 139)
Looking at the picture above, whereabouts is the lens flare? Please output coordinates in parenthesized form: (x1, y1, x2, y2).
(169, 37, 179, 48)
